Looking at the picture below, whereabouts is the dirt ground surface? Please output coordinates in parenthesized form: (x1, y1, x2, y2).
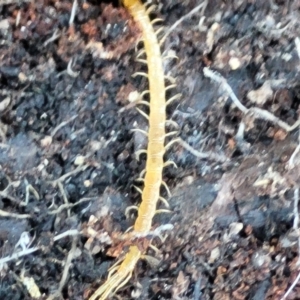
(2, 0, 300, 299)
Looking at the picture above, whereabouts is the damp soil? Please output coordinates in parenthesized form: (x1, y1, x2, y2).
(1, 0, 300, 299)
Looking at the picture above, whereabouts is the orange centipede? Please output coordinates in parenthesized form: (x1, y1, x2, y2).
(89, 1, 178, 299)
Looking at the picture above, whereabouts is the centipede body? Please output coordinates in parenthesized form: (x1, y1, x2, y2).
(89, 1, 172, 299)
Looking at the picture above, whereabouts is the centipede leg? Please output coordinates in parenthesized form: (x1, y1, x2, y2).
(136, 49, 146, 59)
(163, 53, 179, 61)
(136, 108, 149, 120)
(140, 90, 150, 98)
(165, 120, 179, 129)
(132, 72, 149, 78)
(155, 27, 165, 37)
(159, 196, 170, 208)
(165, 131, 178, 138)
(133, 185, 143, 194)
(131, 128, 148, 136)
(135, 58, 148, 64)
(125, 206, 139, 218)
(137, 100, 150, 107)
(161, 181, 171, 197)
(145, 4, 156, 15)
(135, 149, 147, 161)
(165, 84, 177, 91)
(135, 177, 144, 183)
(151, 18, 164, 25)
(166, 93, 182, 106)
(139, 169, 146, 178)
(124, 226, 133, 234)
(163, 160, 178, 168)
(155, 209, 172, 215)
(149, 244, 161, 254)
(165, 137, 181, 151)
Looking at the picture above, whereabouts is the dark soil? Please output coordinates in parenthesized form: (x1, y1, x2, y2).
(1, 0, 300, 299)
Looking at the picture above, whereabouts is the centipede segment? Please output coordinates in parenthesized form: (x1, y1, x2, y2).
(89, 1, 178, 299)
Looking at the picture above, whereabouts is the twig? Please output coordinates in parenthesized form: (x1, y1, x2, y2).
(58, 181, 71, 217)
(289, 129, 300, 169)
(20, 178, 40, 206)
(203, 67, 248, 113)
(203, 67, 300, 132)
(295, 37, 300, 60)
(0, 0, 30, 4)
(293, 188, 299, 231)
(162, 1, 208, 44)
(281, 189, 300, 299)
(43, 29, 61, 47)
(48, 197, 97, 215)
(50, 165, 87, 185)
(281, 271, 300, 300)
(51, 114, 78, 137)
(0, 229, 80, 265)
(58, 236, 78, 292)
(0, 209, 30, 219)
(179, 138, 228, 162)
(67, 58, 79, 77)
(69, 0, 78, 26)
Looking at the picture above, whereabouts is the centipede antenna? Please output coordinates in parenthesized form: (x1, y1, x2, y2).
(151, 18, 164, 25)
(133, 185, 143, 195)
(137, 100, 150, 107)
(165, 84, 177, 91)
(165, 137, 181, 151)
(165, 119, 179, 129)
(163, 160, 178, 169)
(136, 108, 149, 120)
(145, 4, 156, 15)
(125, 206, 139, 218)
(161, 181, 172, 197)
(132, 72, 149, 78)
(166, 93, 182, 106)
(135, 149, 148, 161)
(165, 131, 178, 138)
(131, 128, 148, 136)
(159, 196, 170, 208)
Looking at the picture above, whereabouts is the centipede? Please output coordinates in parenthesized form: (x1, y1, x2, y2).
(89, 1, 179, 299)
